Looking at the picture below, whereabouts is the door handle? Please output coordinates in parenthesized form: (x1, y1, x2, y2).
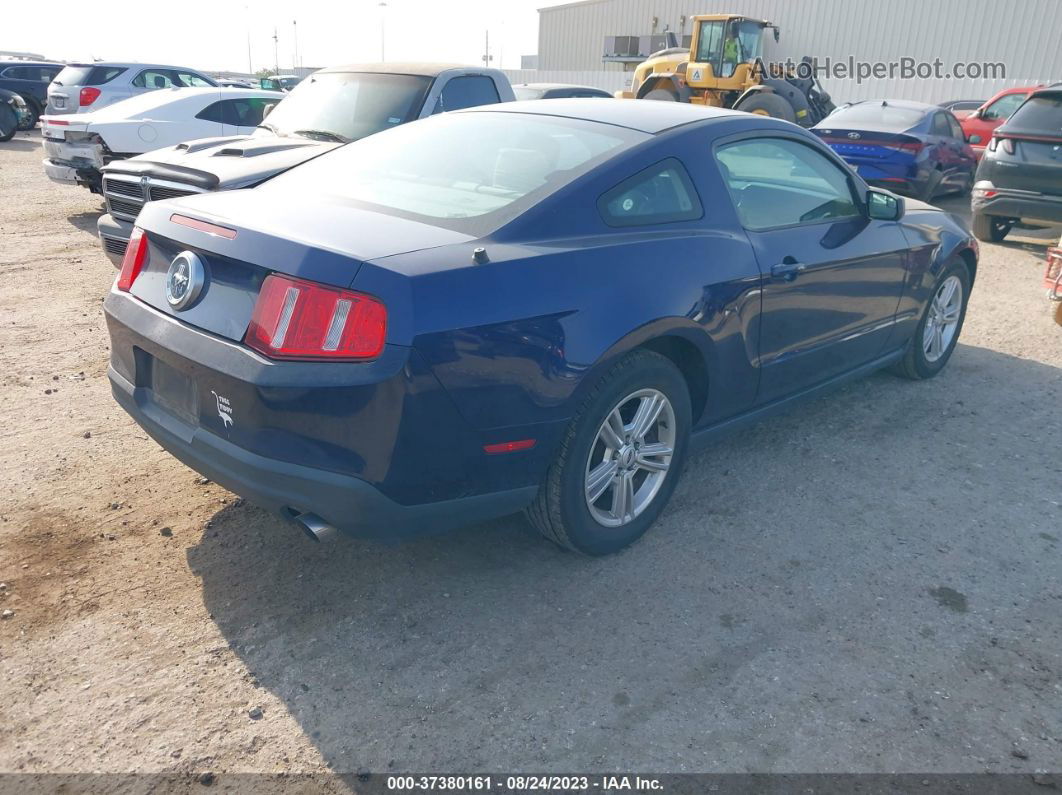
(771, 259, 807, 281)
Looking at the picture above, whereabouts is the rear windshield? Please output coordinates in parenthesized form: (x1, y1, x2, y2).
(262, 111, 646, 233)
(824, 104, 925, 130)
(514, 86, 546, 100)
(1006, 94, 1062, 134)
(53, 65, 126, 87)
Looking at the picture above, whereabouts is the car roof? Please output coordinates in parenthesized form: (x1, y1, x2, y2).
(319, 62, 470, 77)
(517, 83, 606, 91)
(842, 99, 938, 112)
(61, 62, 211, 71)
(1029, 84, 1062, 98)
(0, 60, 62, 67)
(458, 98, 743, 133)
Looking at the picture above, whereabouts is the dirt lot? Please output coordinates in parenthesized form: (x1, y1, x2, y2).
(1, 127, 1060, 782)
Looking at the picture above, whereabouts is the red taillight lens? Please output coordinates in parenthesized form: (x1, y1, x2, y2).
(245, 274, 387, 360)
(116, 227, 148, 291)
(79, 86, 101, 106)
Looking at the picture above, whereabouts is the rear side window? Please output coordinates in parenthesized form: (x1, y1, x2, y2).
(197, 98, 273, 126)
(599, 159, 702, 227)
(435, 76, 501, 113)
(1006, 94, 1062, 133)
(176, 71, 216, 88)
(54, 65, 126, 86)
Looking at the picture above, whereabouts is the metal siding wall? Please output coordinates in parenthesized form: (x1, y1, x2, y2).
(537, 0, 1062, 103)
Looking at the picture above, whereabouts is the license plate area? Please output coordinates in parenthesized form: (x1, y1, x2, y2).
(145, 353, 198, 426)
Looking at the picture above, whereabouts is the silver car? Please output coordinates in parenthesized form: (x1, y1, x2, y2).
(46, 62, 217, 115)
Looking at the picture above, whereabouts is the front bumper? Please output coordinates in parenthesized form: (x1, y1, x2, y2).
(972, 188, 1062, 225)
(97, 212, 133, 267)
(104, 289, 538, 540)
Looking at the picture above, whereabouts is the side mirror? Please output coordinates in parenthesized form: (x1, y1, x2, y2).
(967, 133, 981, 144)
(867, 188, 905, 221)
(262, 103, 274, 119)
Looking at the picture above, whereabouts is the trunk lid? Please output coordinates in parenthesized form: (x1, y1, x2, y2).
(129, 190, 474, 342)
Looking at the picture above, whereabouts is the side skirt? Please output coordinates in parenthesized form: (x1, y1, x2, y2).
(690, 347, 906, 450)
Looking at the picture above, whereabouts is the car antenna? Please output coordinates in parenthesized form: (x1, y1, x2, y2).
(473, 247, 490, 264)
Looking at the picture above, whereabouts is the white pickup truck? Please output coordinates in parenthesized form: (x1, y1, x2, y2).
(96, 63, 516, 264)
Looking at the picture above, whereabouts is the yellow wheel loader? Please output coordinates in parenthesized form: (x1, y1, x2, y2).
(619, 14, 835, 127)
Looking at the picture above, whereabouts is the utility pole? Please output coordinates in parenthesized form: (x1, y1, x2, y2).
(272, 27, 279, 76)
(482, 30, 493, 67)
(378, 2, 387, 62)
(293, 19, 299, 72)
(245, 5, 252, 73)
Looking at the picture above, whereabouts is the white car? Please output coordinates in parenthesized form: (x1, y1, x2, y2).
(40, 87, 284, 192)
(46, 62, 218, 115)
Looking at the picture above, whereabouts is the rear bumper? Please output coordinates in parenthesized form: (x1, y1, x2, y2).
(97, 212, 132, 267)
(103, 289, 539, 539)
(972, 189, 1062, 224)
(109, 366, 535, 539)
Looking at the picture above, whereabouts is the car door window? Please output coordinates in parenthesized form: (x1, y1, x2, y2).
(176, 71, 214, 88)
(946, 114, 964, 139)
(716, 137, 860, 231)
(434, 76, 501, 113)
(930, 113, 952, 136)
(598, 158, 702, 227)
(1, 66, 25, 80)
(133, 69, 178, 89)
(982, 93, 1025, 121)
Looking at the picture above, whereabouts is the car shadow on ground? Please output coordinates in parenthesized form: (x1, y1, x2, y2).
(186, 343, 1062, 773)
(4, 133, 42, 152)
(67, 208, 104, 236)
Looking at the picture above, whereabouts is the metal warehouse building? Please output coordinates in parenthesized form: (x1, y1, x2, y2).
(523, 0, 1062, 104)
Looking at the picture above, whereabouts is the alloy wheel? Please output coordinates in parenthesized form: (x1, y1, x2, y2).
(584, 388, 676, 528)
(923, 275, 963, 362)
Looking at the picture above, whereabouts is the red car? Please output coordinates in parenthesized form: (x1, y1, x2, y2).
(961, 85, 1044, 159)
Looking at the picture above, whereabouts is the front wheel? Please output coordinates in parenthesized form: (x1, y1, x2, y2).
(17, 101, 39, 131)
(892, 258, 971, 380)
(525, 350, 691, 556)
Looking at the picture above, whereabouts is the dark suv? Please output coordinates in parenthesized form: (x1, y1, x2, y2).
(0, 61, 62, 128)
(971, 85, 1062, 242)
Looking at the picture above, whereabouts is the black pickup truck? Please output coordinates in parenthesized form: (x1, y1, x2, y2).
(98, 63, 515, 264)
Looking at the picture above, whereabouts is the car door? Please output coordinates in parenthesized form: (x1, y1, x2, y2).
(714, 134, 910, 404)
(928, 111, 960, 188)
(945, 112, 976, 185)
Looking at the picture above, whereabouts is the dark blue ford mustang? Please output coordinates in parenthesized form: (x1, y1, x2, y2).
(105, 99, 977, 556)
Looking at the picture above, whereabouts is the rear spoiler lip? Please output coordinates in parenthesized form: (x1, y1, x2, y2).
(991, 128, 1062, 144)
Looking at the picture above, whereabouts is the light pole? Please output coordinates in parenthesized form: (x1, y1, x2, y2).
(244, 5, 252, 74)
(293, 19, 299, 72)
(272, 27, 279, 76)
(379, 2, 387, 62)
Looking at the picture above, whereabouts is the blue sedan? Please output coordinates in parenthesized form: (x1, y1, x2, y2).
(104, 100, 977, 556)
(813, 100, 977, 200)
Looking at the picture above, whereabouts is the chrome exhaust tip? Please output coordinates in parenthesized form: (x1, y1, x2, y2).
(294, 512, 338, 543)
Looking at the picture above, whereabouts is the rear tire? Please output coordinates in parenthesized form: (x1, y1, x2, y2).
(918, 169, 943, 201)
(735, 92, 797, 122)
(0, 104, 16, 142)
(1053, 301, 1062, 327)
(972, 212, 1012, 242)
(892, 258, 971, 380)
(525, 350, 691, 556)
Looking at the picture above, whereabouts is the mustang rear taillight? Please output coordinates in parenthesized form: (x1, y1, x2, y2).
(245, 274, 387, 360)
(116, 227, 148, 291)
(79, 86, 101, 106)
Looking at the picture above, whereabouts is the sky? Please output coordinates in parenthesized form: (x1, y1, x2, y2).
(4, 0, 570, 74)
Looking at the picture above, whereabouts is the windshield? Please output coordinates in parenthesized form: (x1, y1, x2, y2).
(257, 72, 433, 142)
(1006, 94, 1062, 135)
(824, 104, 926, 130)
(262, 111, 646, 232)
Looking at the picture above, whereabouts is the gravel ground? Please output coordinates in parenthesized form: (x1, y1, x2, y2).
(1, 128, 1060, 780)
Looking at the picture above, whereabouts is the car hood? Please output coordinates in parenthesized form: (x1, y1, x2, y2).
(103, 134, 339, 188)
